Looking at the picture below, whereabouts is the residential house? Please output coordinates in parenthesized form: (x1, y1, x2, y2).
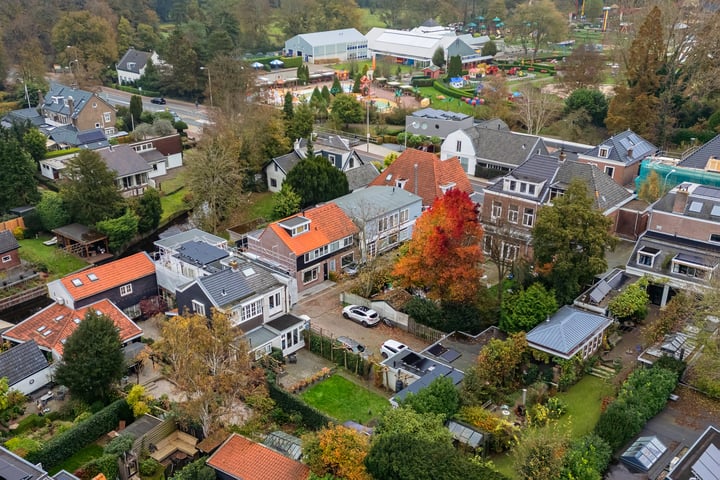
(244, 203, 358, 293)
(116, 48, 161, 85)
(626, 183, 720, 304)
(667, 425, 720, 480)
(576, 130, 657, 187)
(3, 298, 143, 361)
(264, 135, 369, 192)
(101, 144, 153, 197)
(244, 313, 307, 359)
(284, 28, 367, 63)
(481, 155, 633, 262)
(47, 252, 157, 318)
(129, 134, 184, 181)
(0, 341, 52, 395)
(441, 121, 547, 177)
(332, 186, 423, 261)
(40, 82, 116, 135)
(345, 161, 380, 192)
(406, 108, 474, 140)
(525, 305, 613, 360)
(176, 257, 291, 332)
(0, 445, 80, 480)
(368, 149, 473, 207)
(0, 230, 20, 271)
(208, 433, 310, 480)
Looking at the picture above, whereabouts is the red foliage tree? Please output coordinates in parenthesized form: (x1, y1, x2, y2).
(393, 189, 484, 303)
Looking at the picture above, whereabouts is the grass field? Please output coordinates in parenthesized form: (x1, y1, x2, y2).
(18, 237, 89, 277)
(556, 375, 614, 438)
(48, 443, 103, 475)
(160, 188, 188, 223)
(301, 374, 390, 424)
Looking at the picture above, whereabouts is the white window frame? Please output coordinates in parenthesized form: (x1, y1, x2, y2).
(599, 147, 609, 158)
(671, 259, 709, 279)
(241, 299, 264, 322)
(508, 205, 519, 224)
(119, 283, 133, 296)
(103, 112, 112, 123)
(604, 166, 615, 178)
(268, 291, 283, 313)
(341, 253, 354, 267)
(502, 243, 518, 261)
(302, 267, 319, 284)
(522, 208, 535, 227)
(400, 209, 409, 223)
(192, 300, 206, 316)
(1, 255, 11, 263)
(636, 247, 661, 267)
(491, 201, 502, 220)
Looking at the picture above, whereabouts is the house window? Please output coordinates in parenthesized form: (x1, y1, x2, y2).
(327, 154, 336, 165)
(303, 267, 319, 284)
(491, 201, 502, 219)
(268, 292, 282, 312)
(672, 260, 708, 279)
(456, 140, 462, 151)
(341, 253, 354, 267)
(509, 180, 517, 191)
(528, 184, 536, 195)
(522, 208, 535, 227)
(508, 205, 519, 223)
(599, 147, 609, 158)
(192, 300, 206, 316)
(502, 243, 518, 261)
(396, 179, 407, 189)
(519, 182, 526, 193)
(241, 299, 263, 322)
(637, 246, 661, 267)
(549, 189, 564, 201)
(604, 166, 615, 178)
(1, 255, 11, 263)
(483, 236, 493, 254)
(710, 234, 720, 244)
(103, 112, 111, 123)
(270, 179, 277, 187)
(343, 236, 353, 247)
(400, 209, 409, 223)
(119, 284, 133, 296)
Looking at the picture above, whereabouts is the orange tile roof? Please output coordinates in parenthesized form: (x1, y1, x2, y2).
(61, 252, 155, 301)
(369, 149, 473, 205)
(2, 299, 142, 356)
(267, 203, 358, 256)
(207, 434, 310, 480)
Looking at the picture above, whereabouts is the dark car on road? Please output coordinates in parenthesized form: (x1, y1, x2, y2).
(151, 97, 166, 105)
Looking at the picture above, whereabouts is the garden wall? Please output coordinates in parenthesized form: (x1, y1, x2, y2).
(340, 292, 409, 329)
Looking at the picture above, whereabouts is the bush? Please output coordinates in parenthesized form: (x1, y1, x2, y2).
(25, 399, 132, 470)
(140, 457, 162, 476)
(44, 148, 81, 159)
(104, 433, 135, 455)
(169, 457, 216, 480)
(4, 436, 42, 456)
(15, 413, 48, 434)
(267, 380, 333, 431)
(84, 454, 120, 480)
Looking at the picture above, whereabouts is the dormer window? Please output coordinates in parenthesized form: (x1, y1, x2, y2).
(637, 246, 661, 267)
(671, 253, 713, 279)
(440, 182, 456, 194)
(598, 147, 609, 158)
(279, 216, 311, 236)
(396, 179, 407, 189)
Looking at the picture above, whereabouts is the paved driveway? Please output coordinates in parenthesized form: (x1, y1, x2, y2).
(291, 282, 430, 359)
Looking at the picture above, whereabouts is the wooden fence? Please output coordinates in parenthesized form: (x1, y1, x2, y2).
(0, 217, 25, 232)
(0, 285, 46, 312)
(407, 317, 445, 344)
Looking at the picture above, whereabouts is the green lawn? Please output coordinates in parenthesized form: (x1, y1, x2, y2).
(160, 187, 188, 223)
(360, 8, 386, 30)
(48, 443, 103, 475)
(301, 374, 390, 424)
(18, 237, 88, 277)
(248, 191, 276, 221)
(556, 375, 614, 438)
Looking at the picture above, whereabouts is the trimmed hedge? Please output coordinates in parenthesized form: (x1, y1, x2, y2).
(112, 84, 161, 98)
(267, 380, 333, 430)
(44, 148, 80, 159)
(25, 399, 133, 469)
(432, 81, 474, 99)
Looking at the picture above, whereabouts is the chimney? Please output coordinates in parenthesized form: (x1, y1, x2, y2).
(229, 259, 239, 271)
(627, 147, 633, 159)
(37, 90, 44, 107)
(672, 185, 689, 213)
(68, 96, 75, 117)
(559, 150, 567, 163)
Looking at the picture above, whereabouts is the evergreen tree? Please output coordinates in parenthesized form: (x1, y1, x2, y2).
(432, 47, 445, 68)
(447, 55, 462, 78)
(285, 155, 349, 207)
(330, 75, 342, 95)
(283, 91, 294, 119)
(352, 73, 362, 93)
(0, 127, 41, 213)
(129, 95, 143, 130)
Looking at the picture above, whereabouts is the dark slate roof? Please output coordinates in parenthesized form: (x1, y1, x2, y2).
(271, 151, 302, 174)
(117, 48, 152, 74)
(267, 314, 305, 332)
(0, 341, 48, 385)
(53, 470, 80, 480)
(0, 445, 47, 480)
(410, 108, 471, 121)
(2, 108, 45, 127)
(76, 128, 107, 145)
(121, 413, 163, 439)
(509, 154, 558, 183)
(0, 230, 19, 255)
(175, 241, 229, 267)
(42, 82, 97, 120)
(385, 349, 465, 403)
(582, 129, 657, 165)
(464, 126, 546, 168)
(653, 183, 720, 220)
(97, 144, 152, 177)
(553, 161, 633, 211)
(678, 134, 720, 169)
(526, 306, 612, 359)
(476, 118, 509, 131)
(667, 425, 720, 480)
(345, 163, 381, 191)
(195, 260, 282, 309)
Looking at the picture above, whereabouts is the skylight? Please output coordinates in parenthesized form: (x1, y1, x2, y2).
(43, 330, 52, 336)
(242, 267, 256, 277)
(689, 201, 703, 213)
(711, 204, 720, 217)
(72, 278, 84, 287)
(87, 273, 99, 281)
(54, 315, 64, 322)
(73, 318, 81, 324)
(37, 326, 46, 332)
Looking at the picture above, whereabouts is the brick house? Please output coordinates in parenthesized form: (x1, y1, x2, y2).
(0, 230, 21, 271)
(576, 130, 657, 187)
(40, 82, 116, 136)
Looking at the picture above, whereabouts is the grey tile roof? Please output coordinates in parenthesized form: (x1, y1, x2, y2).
(43, 82, 96, 120)
(464, 126, 546, 168)
(345, 163, 380, 191)
(0, 341, 48, 385)
(293, 28, 366, 46)
(53, 470, 80, 480)
(476, 118, 510, 131)
(174, 241, 229, 267)
(197, 260, 282, 309)
(526, 306, 612, 359)
(0, 445, 48, 480)
(97, 144, 152, 177)
(2, 108, 45, 127)
(155, 228, 226, 249)
(76, 129, 107, 146)
(410, 108, 471, 121)
(271, 151, 302, 174)
(582, 130, 657, 165)
(485, 154, 558, 202)
(121, 413, 163, 439)
(333, 186, 422, 219)
(0, 230, 19, 255)
(678, 134, 720, 169)
(117, 48, 152, 74)
(653, 183, 720, 220)
(553, 161, 633, 211)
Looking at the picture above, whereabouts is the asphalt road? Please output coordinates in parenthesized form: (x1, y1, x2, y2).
(98, 87, 211, 128)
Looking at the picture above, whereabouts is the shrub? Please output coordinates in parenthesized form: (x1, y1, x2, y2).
(140, 457, 162, 476)
(104, 433, 135, 455)
(4, 436, 42, 456)
(84, 454, 120, 480)
(546, 396, 568, 418)
(267, 380, 333, 430)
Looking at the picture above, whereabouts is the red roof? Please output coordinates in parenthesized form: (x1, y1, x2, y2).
(369, 149, 473, 205)
(207, 434, 310, 480)
(61, 252, 155, 301)
(2, 299, 142, 356)
(267, 203, 358, 256)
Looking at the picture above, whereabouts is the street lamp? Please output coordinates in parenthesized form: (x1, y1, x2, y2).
(200, 66, 213, 108)
(66, 46, 80, 86)
(663, 168, 677, 194)
(404, 121, 418, 150)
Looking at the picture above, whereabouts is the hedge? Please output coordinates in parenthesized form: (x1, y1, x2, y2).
(111, 84, 161, 98)
(25, 399, 133, 469)
(305, 329, 371, 377)
(432, 81, 471, 99)
(44, 148, 80, 159)
(267, 380, 333, 430)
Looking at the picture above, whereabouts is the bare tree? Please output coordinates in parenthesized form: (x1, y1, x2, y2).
(514, 85, 562, 135)
(484, 218, 522, 306)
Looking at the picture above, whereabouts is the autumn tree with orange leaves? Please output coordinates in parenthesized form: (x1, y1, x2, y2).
(393, 189, 484, 303)
(303, 425, 371, 480)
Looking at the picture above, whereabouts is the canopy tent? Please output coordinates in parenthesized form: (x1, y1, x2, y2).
(250, 62, 263, 69)
(493, 16, 501, 22)
(269, 59, 284, 67)
(476, 15, 485, 20)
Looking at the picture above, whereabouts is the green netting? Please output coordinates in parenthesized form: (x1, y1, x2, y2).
(636, 159, 720, 191)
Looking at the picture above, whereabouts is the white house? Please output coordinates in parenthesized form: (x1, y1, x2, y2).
(116, 48, 161, 85)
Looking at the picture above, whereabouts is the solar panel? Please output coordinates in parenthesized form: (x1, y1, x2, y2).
(692, 444, 720, 480)
(589, 280, 611, 304)
(695, 185, 720, 199)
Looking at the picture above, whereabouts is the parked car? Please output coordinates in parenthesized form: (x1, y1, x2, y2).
(337, 336, 370, 357)
(343, 262, 359, 276)
(151, 97, 166, 105)
(381, 339, 407, 359)
(169, 110, 181, 122)
(342, 305, 380, 327)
